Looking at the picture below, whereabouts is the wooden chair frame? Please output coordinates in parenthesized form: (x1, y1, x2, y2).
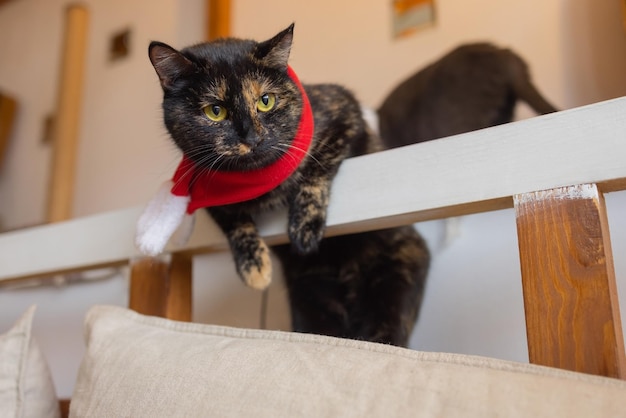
(2, 97, 626, 379)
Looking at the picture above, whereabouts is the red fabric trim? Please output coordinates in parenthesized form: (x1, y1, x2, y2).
(170, 66, 314, 213)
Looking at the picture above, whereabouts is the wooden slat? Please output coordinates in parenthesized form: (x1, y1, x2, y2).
(166, 253, 193, 321)
(59, 399, 70, 418)
(0, 207, 144, 282)
(129, 254, 192, 321)
(206, 0, 230, 41)
(514, 184, 626, 378)
(129, 257, 169, 318)
(1, 97, 626, 283)
(47, 4, 89, 223)
(0, 92, 17, 170)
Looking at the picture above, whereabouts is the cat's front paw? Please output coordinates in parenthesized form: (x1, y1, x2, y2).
(237, 239, 272, 290)
(288, 213, 326, 255)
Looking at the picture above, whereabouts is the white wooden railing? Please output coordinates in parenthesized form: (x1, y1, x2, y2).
(1, 96, 626, 379)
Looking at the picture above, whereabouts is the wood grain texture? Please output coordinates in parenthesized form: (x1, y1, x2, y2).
(47, 5, 89, 223)
(514, 184, 626, 378)
(129, 254, 192, 321)
(166, 253, 193, 321)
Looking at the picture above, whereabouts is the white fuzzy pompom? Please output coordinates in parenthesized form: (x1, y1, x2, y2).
(135, 181, 190, 256)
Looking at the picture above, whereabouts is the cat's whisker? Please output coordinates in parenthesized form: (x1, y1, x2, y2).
(172, 164, 198, 190)
(206, 156, 230, 182)
(180, 147, 213, 160)
(274, 143, 325, 169)
(171, 150, 224, 191)
(271, 145, 301, 168)
(191, 153, 229, 184)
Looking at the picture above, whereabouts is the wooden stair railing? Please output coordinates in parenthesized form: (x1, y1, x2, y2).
(2, 97, 626, 381)
(130, 254, 193, 321)
(515, 184, 626, 378)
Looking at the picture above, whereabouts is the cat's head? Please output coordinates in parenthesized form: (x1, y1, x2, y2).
(149, 24, 303, 171)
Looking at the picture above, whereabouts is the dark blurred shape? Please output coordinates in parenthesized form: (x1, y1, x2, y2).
(378, 43, 558, 149)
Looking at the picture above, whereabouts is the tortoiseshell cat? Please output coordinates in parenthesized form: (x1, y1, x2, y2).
(378, 42, 558, 149)
(148, 24, 429, 347)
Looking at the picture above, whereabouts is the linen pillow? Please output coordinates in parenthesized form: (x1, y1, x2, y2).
(71, 305, 626, 417)
(0, 306, 60, 418)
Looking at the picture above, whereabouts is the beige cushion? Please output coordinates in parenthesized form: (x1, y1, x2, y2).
(0, 306, 60, 418)
(71, 305, 626, 417)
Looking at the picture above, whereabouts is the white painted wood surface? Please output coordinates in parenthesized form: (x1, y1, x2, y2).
(1, 96, 626, 282)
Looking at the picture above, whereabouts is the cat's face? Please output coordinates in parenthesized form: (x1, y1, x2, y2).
(149, 24, 303, 171)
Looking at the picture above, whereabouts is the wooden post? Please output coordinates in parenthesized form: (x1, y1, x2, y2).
(0, 93, 17, 171)
(129, 254, 193, 321)
(47, 4, 89, 223)
(206, 0, 231, 41)
(514, 184, 626, 378)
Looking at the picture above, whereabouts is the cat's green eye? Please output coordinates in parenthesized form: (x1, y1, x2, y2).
(203, 104, 228, 121)
(257, 93, 276, 112)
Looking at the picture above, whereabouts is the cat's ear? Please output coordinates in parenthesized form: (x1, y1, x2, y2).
(254, 23, 294, 70)
(148, 41, 195, 89)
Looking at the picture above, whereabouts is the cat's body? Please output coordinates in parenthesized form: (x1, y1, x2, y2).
(274, 226, 428, 347)
(205, 80, 371, 290)
(149, 25, 429, 347)
(378, 42, 558, 148)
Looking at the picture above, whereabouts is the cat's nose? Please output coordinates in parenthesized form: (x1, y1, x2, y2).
(242, 130, 263, 148)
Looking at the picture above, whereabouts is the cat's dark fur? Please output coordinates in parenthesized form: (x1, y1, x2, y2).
(378, 43, 558, 149)
(149, 24, 429, 347)
(273, 227, 429, 347)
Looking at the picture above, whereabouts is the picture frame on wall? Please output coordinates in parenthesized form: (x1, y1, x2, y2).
(392, 0, 436, 39)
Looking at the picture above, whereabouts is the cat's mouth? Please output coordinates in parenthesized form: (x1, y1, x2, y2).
(237, 143, 252, 155)
(219, 141, 283, 171)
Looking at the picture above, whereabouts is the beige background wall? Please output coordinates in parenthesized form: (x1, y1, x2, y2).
(1, 0, 626, 398)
